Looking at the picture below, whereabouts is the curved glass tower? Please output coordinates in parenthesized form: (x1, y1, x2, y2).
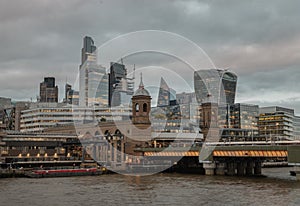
(194, 69, 237, 105)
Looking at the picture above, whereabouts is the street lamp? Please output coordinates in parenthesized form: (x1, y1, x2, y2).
(276, 122, 279, 143)
(251, 121, 255, 143)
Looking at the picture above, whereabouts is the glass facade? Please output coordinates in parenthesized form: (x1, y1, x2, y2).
(157, 77, 171, 107)
(293, 116, 300, 140)
(79, 36, 108, 107)
(108, 62, 134, 107)
(230, 103, 259, 130)
(221, 103, 259, 141)
(194, 69, 237, 104)
(79, 59, 108, 107)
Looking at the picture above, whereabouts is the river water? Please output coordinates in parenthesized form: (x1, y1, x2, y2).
(1, 167, 300, 206)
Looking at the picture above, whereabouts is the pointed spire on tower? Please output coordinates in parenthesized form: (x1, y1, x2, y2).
(139, 72, 144, 89)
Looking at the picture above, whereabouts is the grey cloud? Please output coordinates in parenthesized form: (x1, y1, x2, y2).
(0, 0, 299, 112)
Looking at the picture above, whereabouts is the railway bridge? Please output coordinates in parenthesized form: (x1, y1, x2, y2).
(136, 141, 300, 178)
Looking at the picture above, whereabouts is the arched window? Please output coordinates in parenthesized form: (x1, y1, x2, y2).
(143, 103, 147, 112)
(135, 103, 139, 112)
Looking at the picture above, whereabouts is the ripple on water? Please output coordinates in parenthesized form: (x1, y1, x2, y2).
(1, 168, 300, 206)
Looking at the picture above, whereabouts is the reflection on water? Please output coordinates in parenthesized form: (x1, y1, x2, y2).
(1, 167, 300, 206)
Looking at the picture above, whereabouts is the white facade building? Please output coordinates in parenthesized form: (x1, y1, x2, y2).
(20, 103, 131, 132)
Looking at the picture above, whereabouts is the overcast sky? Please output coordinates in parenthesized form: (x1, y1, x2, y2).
(0, 0, 299, 114)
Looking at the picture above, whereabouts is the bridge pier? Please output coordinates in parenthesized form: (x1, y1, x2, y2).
(215, 163, 226, 175)
(203, 162, 216, 176)
(291, 166, 300, 181)
(254, 161, 262, 175)
(237, 162, 246, 176)
(226, 162, 235, 176)
(246, 161, 254, 176)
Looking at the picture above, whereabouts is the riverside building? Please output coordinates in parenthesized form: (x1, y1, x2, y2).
(20, 103, 131, 133)
(258, 106, 300, 141)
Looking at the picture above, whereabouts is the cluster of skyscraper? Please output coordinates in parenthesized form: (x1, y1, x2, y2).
(78, 36, 134, 107)
(1, 35, 299, 141)
(37, 36, 134, 108)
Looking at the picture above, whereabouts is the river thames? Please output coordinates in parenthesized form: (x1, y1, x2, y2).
(1, 167, 300, 206)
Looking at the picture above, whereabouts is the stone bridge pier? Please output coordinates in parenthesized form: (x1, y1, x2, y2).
(203, 159, 262, 176)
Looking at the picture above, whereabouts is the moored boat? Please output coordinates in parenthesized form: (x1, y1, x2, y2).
(25, 168, 103, 178)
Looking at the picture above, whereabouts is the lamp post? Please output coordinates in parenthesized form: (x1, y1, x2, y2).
(276, 122, 279, 144)
(251, 121, 255, 143)
(264, 126, 267, 142)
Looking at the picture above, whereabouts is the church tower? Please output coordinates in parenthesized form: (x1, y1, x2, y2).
(199, 94, 221, 142)
(132, 73, 151, 126)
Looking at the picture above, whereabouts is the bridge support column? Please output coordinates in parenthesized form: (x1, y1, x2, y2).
(237, 162, 246, 176)
(292, 166, 300, 181)
(254, 161, 262, 175)
(154, 140, 157, 148)
(226, 162, 235, 176)
(215, 163, 226, 175)
(246, 161, 254, 176)
(203, 162, 216, 176)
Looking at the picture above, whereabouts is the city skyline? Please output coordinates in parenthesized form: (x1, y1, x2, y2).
(0, 0, 300, 113)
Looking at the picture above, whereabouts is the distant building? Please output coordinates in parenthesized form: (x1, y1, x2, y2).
(40, 77, 58, 103)
(0, 98, 12, 131)
(20, 102, 131, 133)
(176, 92, 196, 105)
(157, 77, 176, 107)
(108, 62, 134, 107)
(293, 115, 300, 140)
(64, 83, 79, 105)
(157, 77, 170, 107)
(81, 36, 97, 66)
(0, 97, 12, 108)
(194, 69, 237, 105)
(230, 103, 259, 130)
(65, 83, 72, 101)
(151, 101, 200, 134)
(67, 90, 79, 106)
(199, 102, 259, 141)
(12, 101, 30, 131)
(258, 106, 296, 141)
(221, 103, 259, 141)
(79, 36, 108, 107)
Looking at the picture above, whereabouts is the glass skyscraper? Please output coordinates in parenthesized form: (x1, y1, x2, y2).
(79, 36, 108, 107)
(194, 69, 237, 105)
(108, 62, 134, 107)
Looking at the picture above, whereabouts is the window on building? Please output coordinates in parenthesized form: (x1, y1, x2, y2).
(135, 103, 139, 112)
(143, 103, 147, 112)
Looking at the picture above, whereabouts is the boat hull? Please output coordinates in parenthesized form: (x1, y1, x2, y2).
(25, 168, 102, 178)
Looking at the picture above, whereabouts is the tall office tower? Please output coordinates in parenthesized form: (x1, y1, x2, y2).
(79, 36, 108, 107)
(194, 69, 237, 105)
(81, 36, 97, 66)
(157, 77, 170, 107)
(40, 77, 58, 103)
(108, 62, 134, 107)
(157, 77, 177, 106)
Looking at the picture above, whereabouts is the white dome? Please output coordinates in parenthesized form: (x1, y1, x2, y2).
(134, 88, 150, 96)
